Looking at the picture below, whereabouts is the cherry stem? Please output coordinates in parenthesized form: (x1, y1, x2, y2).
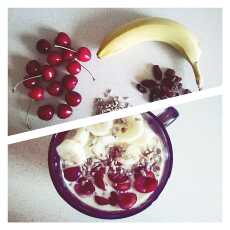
(25, 99, 33, 130)
(12, 75, 42, 92)
(80, 63, 95, 81)
(54, 44, 95, 81)
(54, 44, 77, 53)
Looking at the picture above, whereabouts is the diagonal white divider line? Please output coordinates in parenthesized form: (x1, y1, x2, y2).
(8, 86, 222, 145)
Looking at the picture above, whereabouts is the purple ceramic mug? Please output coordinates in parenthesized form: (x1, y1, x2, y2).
(48, 107, 179, 219)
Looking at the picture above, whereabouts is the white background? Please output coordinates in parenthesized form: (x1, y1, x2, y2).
(8, 96, 222, 222)
(8, 8, 222, 135)
(0, 0, 229, 229)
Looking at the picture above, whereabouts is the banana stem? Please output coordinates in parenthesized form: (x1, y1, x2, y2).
(192, 62, 203, 91)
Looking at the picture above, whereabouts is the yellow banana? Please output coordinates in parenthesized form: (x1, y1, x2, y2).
(97, 17, 203, 90)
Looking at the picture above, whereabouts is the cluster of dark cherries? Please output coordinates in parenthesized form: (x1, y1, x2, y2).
(13, 32, 94, 127)
(136, 65, 191, 101)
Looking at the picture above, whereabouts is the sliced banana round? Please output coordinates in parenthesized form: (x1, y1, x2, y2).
(87, 121, 113, 137)
(114, 115, 145, 143)
(118, 144, 142, 167)
(90, 135, 116, 159)
(134, 124, 158, 151)
(56, 139, 86, 165)
(72, 128, 89, 145)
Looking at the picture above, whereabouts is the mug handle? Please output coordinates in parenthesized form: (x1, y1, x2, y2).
(148, 107, 179, 127)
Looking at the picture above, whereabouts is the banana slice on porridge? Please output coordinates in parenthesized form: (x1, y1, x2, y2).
(57, 139, 86, 165)
(113, 115, 145, 143)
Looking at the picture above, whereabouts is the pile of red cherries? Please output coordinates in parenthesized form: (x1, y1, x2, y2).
(15, 32, 93, 123)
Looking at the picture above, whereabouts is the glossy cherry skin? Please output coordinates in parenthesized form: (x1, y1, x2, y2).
(26, 60, 41, 76)
(62, 50, 75, 61)
(47, 81, 62, 96)
(76, 47, 91, 62)
(41, 65, 56, 81)
(57, 104, 73, 119)
(62, 75, 78, 91)
(65, 91, 82, 106)
(23, 76, 39, 89)
(36, 39, 51, 54)
(55, 32, 71, 47)
(66, 60, 81, 75)
(37, 104, 54, 120)
(47, 52, 63, 66)
(28, 87, 44, 101)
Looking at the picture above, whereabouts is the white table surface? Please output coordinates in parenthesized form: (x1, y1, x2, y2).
(8, 8, 222, 135)
(8, 96, 222, 222)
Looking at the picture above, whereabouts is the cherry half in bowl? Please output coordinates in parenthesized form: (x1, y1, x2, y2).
(48, 107, 179, 219)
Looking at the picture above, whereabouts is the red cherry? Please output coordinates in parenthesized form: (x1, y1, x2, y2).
(76, 47, 91, 62)
(65, 91, 82, 107)
(41, 65, 56, 81)
(109, 191, 118, 206)
(47, 80, 62, 96)
(108, 170, 129, 183)
(55, 32, 71, 47)
(57, 104, 73, 119)
(94, 171, 105, 190)
(74, 177, 95, 196)
(117, 192, 137, 210)
(134, 175, 158, 193)
(133, 166, 155, 179)
(26, 60, 41, 76)
(90, 165, 105, 176)
(95, 196, 110, 205)
(37, 104, 54, 121)
(36, 39, 51, 54)
(28, 87, 44, 101)
(62, 50, 75, 61)
(63, 166, 82, 181)
(23, 76, 39, 89)
(62, 75, 78, 91)
(113, 179, 131, 192)
(47, 52, 63, 66)
(66, 60, 81, 75)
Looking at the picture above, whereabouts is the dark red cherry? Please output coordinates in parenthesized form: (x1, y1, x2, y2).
(23, 76, 39, 89)
(62, 75, 78, 91)
(74, 177, 95, 196)
(94, 196, 109, 205)
(47, 81, 62, 96)
(47, 52, 63, 66)
(55, 32, 71, 47)
(66, 60, 81, 75)
(63, 166, 82, 181)
(117, 192, 137, 210)
(134, 175, 158, 193)
(36, 39, 51, 54)
(109, 191, 118, 206)
(41, 65, 56, 81)
(76, 47, 91, 62)
(65, 91, 82, 106)
(62, 50, 75, 61)
(28, 87, 44, 101)
(57, 104, 73, 119)
(37, 104, 54, 121)
(26, 60, 41, 76)
(113, 179, 131, 192)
